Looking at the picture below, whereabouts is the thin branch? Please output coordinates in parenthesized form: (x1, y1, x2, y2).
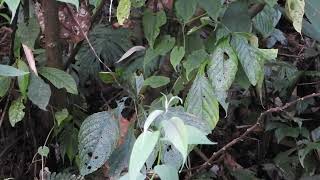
(187, 92, 320, 176)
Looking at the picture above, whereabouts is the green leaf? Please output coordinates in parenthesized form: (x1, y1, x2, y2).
(154, 164, 179, 180)
(197, 0, 223, 20)
(285, 0, 305, 33)
(59, 125, 78, 163)
(78, 111, 120, 175)
(99, 72, 116, 84)
(55, 108, 69, 127)
(129, 131, 160, 180)
(57, 0, 79, 9)
(143, 10, 166, 48)
(170, 46, 185, 71)
(38, 146, 50, 157)
(131, 0, 145, 8)
(117, 0, 131, 25)
(231, 34, 262, 86)
(298, 142, 320, 168)
(208, 38, 238, 112)
(9, 96, 25, 127)
(27, 73, 51, 111)
(143, 76, 170, 88)
(305, 0, 320, 30)
(17, 60, 30, 98)
(183, 49, 209, 79)
(221, 0, 252, 33)
(253, 6, 278, 38)
(39, 67, 78, 95)
(16, 17, 40, 49)
(175, 0, 197, 23)
(274, 127, 300, 143)
(186, 125, 215, 145)
(4, 0, 20, 22)
(0, 64, 28, 77)
(186, 74, 219, 130)
(0, 76, 11, 97)
(161, 117, 188, 165)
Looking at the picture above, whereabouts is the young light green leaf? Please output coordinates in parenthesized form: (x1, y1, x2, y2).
(99, 72, 116, 84)
(186, 125, 216, 145)
(27, 73, 51, 111)
(154, 164, 179, 180)
(55, 108, 69, 127)
(78, 112, 120, 175)
(0, 76, 11, 97)
(197, 0, 223, 20)
(208, 38, 238, 113)
(170, 46, 185, 71)
(38, 146, 50, 157)
(143, 10, 166, 48)
(183, 49, 209, 79)
(143, 76, 170, 88)
(4, 0, 20, 22)
(0, 64, 29, 77)
(285, 0, 305, 33)
(186, 75, 219, 130)
(161, 117, 188, 165)
(17, 60, 30, 98)
(129, 131, 160, 180)
(117, 0, 131, 25)
(9, 96, 25, 127)
(175, 0, 197, 23)
(57, 0, 79, 9)
(39, 67, 78, 95)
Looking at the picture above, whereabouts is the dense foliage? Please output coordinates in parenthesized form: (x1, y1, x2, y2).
(1, 0, 320, 179)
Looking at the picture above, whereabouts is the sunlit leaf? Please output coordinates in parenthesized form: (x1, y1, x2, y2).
(285, 0, 305, 33)
(117, 0, 131, 25)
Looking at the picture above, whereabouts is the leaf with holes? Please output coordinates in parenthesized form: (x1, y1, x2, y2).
(285, 0, 305, 33)
(9, 96, 25, 127)
(208, 38, 238, 112)
(27, 73, 51, 111)
(0, 64, 29, 77)
(78, 111, 120, 175)
(186, 74, 219, 130)
(117, 0, 131, 25)
(143, 10, 166, 48)
(39, 67, 78, 95)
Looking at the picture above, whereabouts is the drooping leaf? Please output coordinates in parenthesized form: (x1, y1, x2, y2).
(285, 0, 305, 33)
(9, 96, 25, 127)
(0, 76, 11, 97)
(175, 0, 197, 23)
(78, 111, 120, 175)
(143, 110, 164, 132)
(39, 67, 78, 95)
(117, 0, 131, 25)
(185, 74, 219, 130)
(16, 17, 40, 49)
(4, 0, 20, 22)
(183, 49, 209, 79)
(186, 125, 215, 145)
(161, 142, 184, 170)
(170, 46, 185, 71)
(208, 38, 238, 112)
(129, 131, 160, 180)
(143, 76, 170, 88)
(17, 60, 30, 98)
(142, 10, 166, 48)
(116, 46, 145, 63)
(27, 73, 51, 110)
(298, 142, 320, 168)
(59, 125, 78, 163)
(38, 146, 50, 157)
(197, 0, 223, 20)
(154, 164, 179, 180)
(221, 0, 252, 33)
(161, 117, 188, 165)
(57, 0, 79, 9)
(0, 64, 29, 77)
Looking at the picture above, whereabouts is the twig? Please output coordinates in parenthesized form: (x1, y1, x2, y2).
(187, 92, 320, 176)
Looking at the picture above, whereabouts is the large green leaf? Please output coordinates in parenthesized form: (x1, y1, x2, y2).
(117, 0, 131, 25)
(4, 0, 20, 22)
(78, 111, 120, 175)
(253, 6, 279, 38)
(285, 0, 305, 33)
(154, 164, 179, 180)
(142, 10, 166, 48)
(185, 74, 219, 130)
(0, 64, 29, 77)
(0, 76, 11, 97)
(9, 96, 25, 127)
(143, 76, 170, 88)
(197, 0, 223, 20)
(221, 0, 252, 33)
(38, 67, 78, 95)
(208, 38, 238, 112)
(17, 60, 30, 98)
(175, 0, 197, 23)
(16, 17, 40, 49)
(57, 0, 79, 9)
(27, 73, 51, 110)
(183, 49, 209, 79)
(129, 131, 160, 180)
(231, 34, 262, 86)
